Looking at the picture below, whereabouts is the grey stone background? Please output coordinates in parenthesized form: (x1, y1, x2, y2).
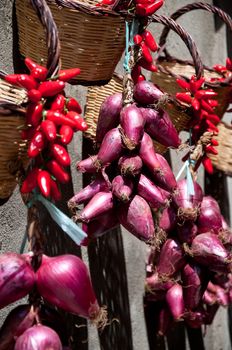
(0, 0, 232, 349)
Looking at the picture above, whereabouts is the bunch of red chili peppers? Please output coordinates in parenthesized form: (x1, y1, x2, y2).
(5, 58, 87, 201)
(213, 57, 232, 81)
(176, 75, 220, 174)
(96, 0, 163, 16)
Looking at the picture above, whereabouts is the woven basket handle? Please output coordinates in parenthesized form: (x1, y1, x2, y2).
(152, 14, 203, 80)
(30, 0, 61, 77)
(159, 2, 232, 62)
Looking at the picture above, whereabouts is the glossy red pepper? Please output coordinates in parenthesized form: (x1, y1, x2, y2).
(59, 125, 74, 144)
(206, 114, 220, 124)
(66, 97, 82, 114)
(46, 160, 70, 183)
(140, 41, 153, 64)
(199, 109, 208, 121)
(131, 64, 142, 84)
(191, 98, 200, 111)
(28, 131, 45, 158)
(211, 138, 219, 146)
(205, 119, 219, 133)
(37, 170, 51, 197)
(138, 58, 157, 72)
(50, 144, 71, 167)
(206, 99, 218, 108)
(51, 94, 65, 112)
(213, 64, 227, 74)
(38, 80, 65, 97)
(45, 110, 77, 129)
(27, 89, 42, 103)
(226, 57, 232, 71)
(50, 178, 61, 201)
(41, 120, 57, 141)
(176, 79, 190, 90)
(190, 77, 205, 92)
(58, 68, 81, 82)
(137, 74, 146, 82)
(141, 30, 158, 52)
(200, 100, 215, 114)
(20, 168, 40, 193)
(26, 103, 43, 127)
(205, 145, 218, 155)
(136, 0, 163, 16)
(133, 34, 143, 45)
(176, 92, 192, 104)
(25, 57, 47, 79)
(195, 90, 217, 100)
(202, 156, 213, 174)
(66, 111, 88, 131)
(5, 74, 37, 90)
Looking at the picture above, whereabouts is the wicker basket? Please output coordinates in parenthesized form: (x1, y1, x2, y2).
(16, 0, 125, 85)
(0, 0, 60, 200)
(152, 2, 232, 119)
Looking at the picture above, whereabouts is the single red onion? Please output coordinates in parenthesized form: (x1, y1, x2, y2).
(36, 254, 107, 326)
(146, 271, 175, 292)
(0, 253, 35, 309)
(182, 264, 207, 310)
(177, 221, 198, 244)
(120, 104, 145, 150)
(118, 154, 143, 177)
(137, 174, 170, 209)
(157, 239, 185, 278)
(154, 154, 177, 192)
(166, 284, 185, 320)
(157, 307, 173, 336)
(112, 175, 134, 202)
(68, 177, 109, 209)
(0, 304, 35, 350)
(96, 92, 122, 143)
(76, 155, 98, 173)
(189, 232, 231, 273)
(96, 128, 124, 166)
(117, 195, 154, 242)
(204, 304, 219, 325)
(139, 132, 161, 171)
(133, 81, 163, 105)
(197, 196, 222, 234)
(159, 206, 177, 233)
(207, 281, 229, 306)
(76, 191, 114, 223)
(14, 325, 62, 350)
(173, 179, 203, 221)
(141, 107, 180, 148)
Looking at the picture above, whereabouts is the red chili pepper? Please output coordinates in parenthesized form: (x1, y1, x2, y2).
(136, 0, 163, 16)
(58, 68, 81, 82)
(199, 109, 208, 121)
(206, 99, 218, 108)
(138, 58, 157, 72)
(26, 103, 43, 127)
(59, 125, 74, 144)
(4, 74, 19, 85)
(137, 74, 146, 82)
(66, 111, 88, 131)
(202, 156, 213, 174)
(41, 120, 57, 141)
(190, 77, 205, 93)
(51, 94, 65, 112)
(28, 131, 45, 158)
(5, 74, 37, 90)
(66, 97, 82, 114)
(211, 138, 219, 146)
(176, 78, 190, 90)
(176, 92, 192, 104)
(45, 110, 77, 129)
(195, 90, 217, 100)
(27, 89, 42, 103)
(50, 144, 71, 167)
(50, 178, 61, 201)
(141, 30, 158, 52)
(38, 81, 65, 97)
(213, 64, 227, 74)
(37, 170, 51, 197)
(226, 57, 232, 71)
(191, 98, 200, 111)
(133, 34, 143, 45)
(131, 64, 141, 84)
(20, 168, 40, 193)
(205, 145, 218, 155)
(205, 119, 219, 133)
(139, 41, 153, 64)
(206, 114, 220, 124)
(25, 57, 47, 79)
(46, 160, 70, 183)
(200, 100, 215, 114)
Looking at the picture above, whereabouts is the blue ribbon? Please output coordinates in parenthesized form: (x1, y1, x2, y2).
(123, 18, 140, 73)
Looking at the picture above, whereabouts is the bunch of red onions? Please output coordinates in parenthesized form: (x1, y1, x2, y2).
(69, 80, 180, 243)
(145, 181, 232, 333)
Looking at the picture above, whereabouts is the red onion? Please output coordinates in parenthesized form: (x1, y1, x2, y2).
(36, 254, 107, 326)
(77, 191, 114, 223)
(76, 155, 98, 173)
(158, 307, 173, 336)
(146, 271, 174, 292)
(139, 132, 161, 171)
(159, 206, 177, 233)
(14, 325, 62, 350)
(142, 108, 180, 148)
(166, 284, 184, 320)
(96, 92, 122, 143)
(68, 177, 109, 208)
(96, 128, 124, 166)
(118, 154, 143, 177)
(0, 253, 35, 309)
(177, 221, 198, 244)
(184, 308, 206, 328)
(137, 174, 170, 209)
(117, 195, 154, 242)
(112, 175, 133, 202)
(197, 196, 222, 234)
(154, 154, 177, 192)
(120, 104, 145, 150)
(173, 179, 203, 221)
(157, 239, 185, 278)
(0, 304, 35, 350)
(133, 81, 163, 105)
(189, 232, 231, 273)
